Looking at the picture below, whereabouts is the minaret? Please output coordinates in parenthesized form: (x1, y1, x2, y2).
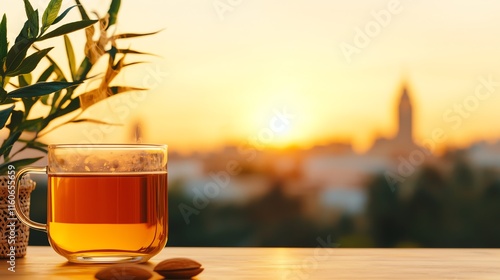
(397, 83, 413, 145)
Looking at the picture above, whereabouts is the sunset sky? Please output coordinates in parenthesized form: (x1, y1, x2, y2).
(2, 0, 500, 154)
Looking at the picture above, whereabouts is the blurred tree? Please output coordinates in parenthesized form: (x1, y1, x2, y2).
(246, 180, 318, 247)
(405, 166, 449, 247)
(366, 151, 500, 248)
(477, 180, 500, 247)
(366, 175, 403, 247)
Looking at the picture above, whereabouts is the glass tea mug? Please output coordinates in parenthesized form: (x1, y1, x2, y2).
(14, 144, 168, 263)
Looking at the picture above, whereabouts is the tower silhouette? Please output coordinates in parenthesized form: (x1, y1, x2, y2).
(396, 83, 413, 145)
(368, 80, 417, 156)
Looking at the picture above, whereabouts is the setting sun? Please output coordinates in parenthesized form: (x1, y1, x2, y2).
(2, 0, 500, 155)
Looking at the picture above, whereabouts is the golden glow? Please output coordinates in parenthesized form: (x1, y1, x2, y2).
(4, 1, 500, 153)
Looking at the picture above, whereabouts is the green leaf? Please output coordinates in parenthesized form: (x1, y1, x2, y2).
(0, 87, 7, 103)
(63, 35, 76, 80)
(0, 14, 7, 65)
(24, 0, 39, 39)
(112, 30, 162, 40)
(16, 21, 31, 42)
(74, 0, 90, 20)
(23, 0, 35, 22)
(107, 0, 121, 29)
(34, 46, 66, 81)
(116, 48, 156, 56)
(6, 110, 23, 131)
(4, 38, 34, 73)
(1, 98, 16, 105)
(123, 61, 146, 68)
(16, 14, 38, 42)
(0, 157, 44, 175)
(51, 90, 62, 110)
(1, 131, 22, 158)
(37, 19, 97, 41)
(17, 117, 44, 132)
(21, 98, 36, 116)
(0, 104, 14, 129)
(31, 10, 40, 38)
(54, 96, 79, 116)
(21, 0, 39, 39)
(6, 47, 53, 76)
(37, 65, 55, 83)
(52, 5, 78, 26)
(71, 118, 120, 125)
(40, 94, 50, 105)
(75, 56, 91, 81)
(7, 81, 81, 98)
(18, 74, 31, 87)
(109, 86, 146, 95)
(42, 0, 62, 31)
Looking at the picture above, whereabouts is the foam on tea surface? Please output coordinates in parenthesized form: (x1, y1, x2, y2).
(48, 145, 167, 173)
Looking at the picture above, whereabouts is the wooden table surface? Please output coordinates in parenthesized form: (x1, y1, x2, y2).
(0, 246, 500, 279)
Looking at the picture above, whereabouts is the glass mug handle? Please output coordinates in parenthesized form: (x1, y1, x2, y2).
(14, 166, 48, 232)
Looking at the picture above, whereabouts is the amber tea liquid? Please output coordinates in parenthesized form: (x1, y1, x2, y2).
(47, 172, 167, 263)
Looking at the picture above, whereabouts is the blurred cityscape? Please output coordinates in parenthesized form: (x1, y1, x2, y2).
(29, 81, 500, 248)
(162, 80, 500, 247)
